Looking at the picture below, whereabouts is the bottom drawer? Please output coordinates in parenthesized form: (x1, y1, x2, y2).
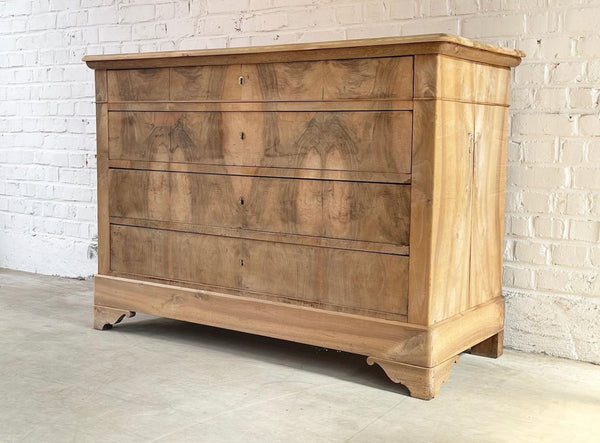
(110, 225, 408, 317)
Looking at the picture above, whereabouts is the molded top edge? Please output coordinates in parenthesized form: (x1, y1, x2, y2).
(83, 33, 525, 68)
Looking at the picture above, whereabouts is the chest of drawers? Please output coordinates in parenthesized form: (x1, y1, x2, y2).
(85, 34, 523, 399)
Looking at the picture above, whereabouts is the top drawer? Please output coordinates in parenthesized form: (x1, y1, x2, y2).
(106, 56, 413, 102)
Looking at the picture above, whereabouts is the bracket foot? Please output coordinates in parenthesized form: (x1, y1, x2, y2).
(367, 355, 459, 400)
(470, 331, 503, 358)
(93, 305, 136, 330)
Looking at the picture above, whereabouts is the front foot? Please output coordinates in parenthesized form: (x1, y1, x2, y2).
(367, 356, 458, 400)
(93, 305, 136, 330)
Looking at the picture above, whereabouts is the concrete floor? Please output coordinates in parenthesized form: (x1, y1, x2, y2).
(1, 269, 599, 443)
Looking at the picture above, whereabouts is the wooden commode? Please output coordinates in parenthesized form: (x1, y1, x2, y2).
(84, 34, 523, 400)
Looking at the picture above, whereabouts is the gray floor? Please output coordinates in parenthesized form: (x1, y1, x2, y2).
(1, 269, 599, 443)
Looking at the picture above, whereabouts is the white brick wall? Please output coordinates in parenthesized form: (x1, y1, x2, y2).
(0, 0, 599, 363)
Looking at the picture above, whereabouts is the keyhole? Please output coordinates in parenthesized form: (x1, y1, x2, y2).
(240, 131, 245, 140)
(240, 259, 244, 266)
(240, 197, 245, 206)
(238, 76, 245, 85)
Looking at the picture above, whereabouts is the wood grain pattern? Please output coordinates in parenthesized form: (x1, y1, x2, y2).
(414, 54, 511, 105)
(93, 275, 503, 368)
(95, 70, 110, 275)
(109, 169, 410, 247)
(242, 57, 412, 101)
(170, 64, 242, 101)
(367, 355, 458, 400)
(108, 159, 412, 184)
(87, 36, 522, 399)
(110, 225, 409, 316)
(470, 330, 504, 358)
(107, 68, 169, 101)
(107, 100, 415, 112)
(408, 100, 475, 325)
(429, 296, 504, 366)
(93, 305, 135, 330)
(94, 274, 426, 364)
(108, 111, 412, 174)
(469, 105, 509, 307)
(110, 217, 409, 255)
(83, 34, 524, 70)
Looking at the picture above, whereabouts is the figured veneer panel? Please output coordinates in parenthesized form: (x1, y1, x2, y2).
(414, 55, 511, 105)
(107, 69, 169, 101)
(242, 57, 413, 101)
(469, 104, 509, 306)
(170, 64, 243, 101)
(110, 225, 409, 315)
(108, 111, 412, 174)
(109, 169, 410, 246)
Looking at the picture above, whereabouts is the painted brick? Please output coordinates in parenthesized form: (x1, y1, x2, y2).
(462, 14, 525, 37)
(87, 6, 117, 25)
(551, 244, 588, 267)
(514, 240, 548, 265)
(98, 25, 131, 42)
(564, 7, 600, 32)
(569, 220, 599, 242)
(119, 5, 154, 24)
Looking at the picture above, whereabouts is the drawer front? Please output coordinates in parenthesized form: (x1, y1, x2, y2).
(108, 111, 412, 174)
(168, 57, 413, 101)
(107, 57, 413, 102)
(110, 225, 408, 316)
(170, 64, 243, 101)
(110, 169, 410, 246)
(107, 68, 170, 101)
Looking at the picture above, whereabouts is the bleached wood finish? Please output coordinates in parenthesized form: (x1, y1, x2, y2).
(367, 355, 459, 400)
(470, 331, 504, 358)
(110, 225, 409, 318)
(108, 111, 412, 175)
(86, 34, 522, 399)
(109, 169, 411, 246)
(93, 305, 135, 330)
(414, 55, 511, 105)
(94, 275, 504, 367)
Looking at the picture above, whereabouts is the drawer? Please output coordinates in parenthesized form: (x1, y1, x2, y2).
(108, 111, 412, 174)
(242, 57, 413, 101)
(110, 225, 409, 316)
(169, 57, 413, 101)
(109, 169, 410, 246)
(107, 68, 170, 101)
(107, 57, 413, 102)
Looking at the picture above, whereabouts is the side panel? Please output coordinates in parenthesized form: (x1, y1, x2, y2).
(409, 99, 475, 325)
(470, 104, 509, 306)
(95, 69, 110, 274)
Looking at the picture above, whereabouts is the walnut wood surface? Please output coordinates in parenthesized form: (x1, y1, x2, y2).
(93, 305, 135, 330)
(94, 275, 504, 367)
(414, 54, 511, 105)
(110, 225, 409, 317)
(108, 111, 412, 175)
(169, 57, 412, 102)
(88, 36, 522, 399)
(409, 55, 512, 325)
(108, 159, 411, 185)
(367, 355, 458, 400)
(95, 70, 109, 274)
(409, 100, 475, 325)
(470, 331, 504, 358)
(109, 169, 410, 246)
(83, 33, 524, 70)
(107, 68, 169, 102)
(470, 105, 509, 307)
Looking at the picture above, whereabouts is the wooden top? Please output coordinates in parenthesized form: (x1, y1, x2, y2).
(83, 33, 524, 70)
